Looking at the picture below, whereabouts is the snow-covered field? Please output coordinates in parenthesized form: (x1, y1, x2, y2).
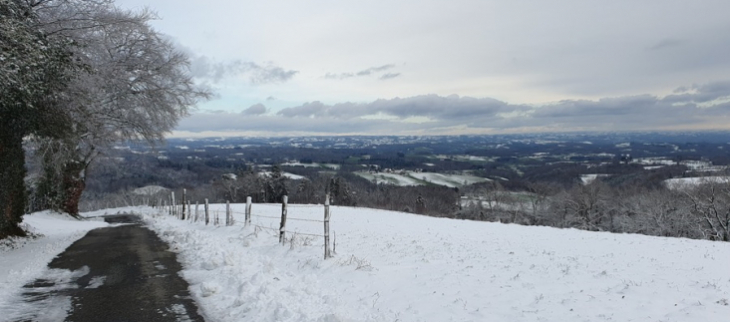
(282, 162, 341, 170)
(580, 174, 610, 185)
(143, 203, 729, 321)
(2, 205, 730, 321)
(355, 171, 425, 186)
(355, 171, 489, 187)
(664, 176, 730, 190)
(132, 185, 169, 195)
(413, 172, 490, 187)
(259, 171, 307, 180)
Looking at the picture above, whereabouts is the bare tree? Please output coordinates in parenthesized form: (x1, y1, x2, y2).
(684, 180, 730, 241)
(30, 0, 210, 215)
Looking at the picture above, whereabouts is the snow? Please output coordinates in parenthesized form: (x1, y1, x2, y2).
(633, 157, 676, 166)
(323, 163, 341, 170)
(282, 162, 341, 170)
(137, 204, 730, 322)
(87, 275, 106, 289)
(644, 165, 664, 170)
(259, 171, 307, 180)
(355, 171, 489, 187)
(356, 171, 424, 186)
(281, 161, 321, 168)
(414, 172, 490, 187)
(0, 210, 111, 318)
(434, 155, 493, 162)
(664, 176, 730, 190)
(580, 174, 609, 185)
(132, 185, 169, 195)
(5, 266, 92, 321)
(2, 204, 729, 321)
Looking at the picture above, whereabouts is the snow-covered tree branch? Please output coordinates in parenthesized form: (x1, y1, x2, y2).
(30, 0, 210, 215)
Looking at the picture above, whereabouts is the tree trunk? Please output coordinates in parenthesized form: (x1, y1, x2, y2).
(60, 161, 87, 217)
(0, 127, 28, 239)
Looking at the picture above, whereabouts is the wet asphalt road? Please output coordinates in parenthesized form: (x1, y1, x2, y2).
(14, 214, 206, 322)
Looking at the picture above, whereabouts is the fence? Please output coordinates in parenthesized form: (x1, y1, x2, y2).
(155, 192, 334, 259)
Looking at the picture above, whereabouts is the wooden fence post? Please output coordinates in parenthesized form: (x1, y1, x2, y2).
(187, 200, 191, 221)
(195, 201, 199, 222)
(324, 194, 332, 259)
(245, 196, 252, 227)
(279, 195, 288, 244)
(204, 198, 210, 225)
(226, 201, 232, 226)
(182, 189, 187, 220)
(171, 191, 176, 217)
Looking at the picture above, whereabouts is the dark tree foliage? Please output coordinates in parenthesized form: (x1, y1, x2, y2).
(265, 165, 289, 203)
(0, 0, 74, 238)
(2, 0, 207, 238)
(327, 176, 354, 206)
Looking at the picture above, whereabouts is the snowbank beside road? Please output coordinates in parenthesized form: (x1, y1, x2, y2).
(0, 210, 111, 312)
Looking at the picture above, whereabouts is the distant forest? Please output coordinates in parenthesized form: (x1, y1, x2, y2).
(72, 134, 730, 242)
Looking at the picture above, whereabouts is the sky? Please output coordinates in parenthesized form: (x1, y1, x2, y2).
(114, 0, 730, 137)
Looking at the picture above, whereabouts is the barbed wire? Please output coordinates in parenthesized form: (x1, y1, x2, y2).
(287, 204, 327, 208)
(251, 224, 278, 232)
(244, 213, 325, 223)
(286, 231, 325, 237)
(248, 214, 280, 220)
(283, 217, 324, 223)
(164, 203, 329, 237)
(250, 224, 325, 237)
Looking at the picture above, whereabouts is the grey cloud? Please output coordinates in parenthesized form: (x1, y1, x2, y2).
(357, 64, 395, 76)
(533, 95, 657, 118)
(498, 24, 730, 99)
(662, 80, 730, 104)
(276, 95, 522, 122)
(380, 73, 401, 80)
(178, 113, 425, 135)
(324, 72, 355, 80)
(324, 64, 396, 80)
(178, 80, 730, 135)
(242, 103, 267, 115)
(266, 96, 276, 101)
(648, 38, 685, 51)
(248, 63, 298, 84)
(673, 86, 690, 93)
(190, 56, 298, 84)
(692, 81, 730, 100)
(277, 101, 330, 118)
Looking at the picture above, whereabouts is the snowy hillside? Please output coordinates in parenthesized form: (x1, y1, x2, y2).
(140, 204, 729, 321)
(1, 205, 728, 321)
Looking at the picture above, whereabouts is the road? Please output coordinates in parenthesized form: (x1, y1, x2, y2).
(13, 214, 206, 322)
